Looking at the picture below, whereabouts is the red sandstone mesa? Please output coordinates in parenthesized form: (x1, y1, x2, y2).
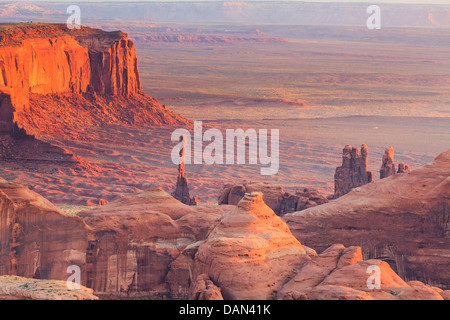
(0, 23, 189, 160)
(0, 23, 190, 204)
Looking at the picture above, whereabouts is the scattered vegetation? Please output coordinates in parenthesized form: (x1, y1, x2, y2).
(57, 205, 94, 216)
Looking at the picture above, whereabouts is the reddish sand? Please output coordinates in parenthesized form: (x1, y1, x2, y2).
(0, 115, 447, 206)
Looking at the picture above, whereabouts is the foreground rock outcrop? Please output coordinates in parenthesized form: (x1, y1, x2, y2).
(285, 150, 450, 290)
(1, 177, 448, 299)
(278, 244, 446, 300)
(0, 275, 98, 300)
(0, 179, 92, 281)
(191, 192, 310, 299)
(0, 178, 233, 299)
(188, 192, 447, 300)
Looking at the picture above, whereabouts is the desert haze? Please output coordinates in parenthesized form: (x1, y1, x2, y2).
(0, 1, 449, 302)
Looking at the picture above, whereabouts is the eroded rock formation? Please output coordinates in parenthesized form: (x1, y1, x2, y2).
(380, 146, 396, 179)
(218, 182, 328, 215)
(172, 136, 197, 206)
(398, 162, 412, 174)
(0, 179, 233, 299)
(284, 150, 450, 290)
(333, 144, 373, 198)
(279, 244, 447, 300)
(380, 146, 412, 178)
(188, 192, 447, 300)
(191, 192, 310, 299)
(0, 180, 92, 281)
(280, 188, 329, 215)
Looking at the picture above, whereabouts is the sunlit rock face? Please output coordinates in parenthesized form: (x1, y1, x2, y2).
(0, 180, 233, 299)
(278, 244, 446, 300)
(77, 187, 231, 298)
(0, 23, 188, 138)
(191, 192, 310, 300)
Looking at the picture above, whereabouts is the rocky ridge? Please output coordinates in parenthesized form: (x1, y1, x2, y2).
(0, 174, 448, 299)
(285, 150, 450, 290)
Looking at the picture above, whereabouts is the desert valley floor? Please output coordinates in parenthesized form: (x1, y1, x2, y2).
(0, 23, 449, 206)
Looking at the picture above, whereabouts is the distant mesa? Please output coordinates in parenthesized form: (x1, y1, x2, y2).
(0, 23, 189, 172)
(133, 33, 287, 44)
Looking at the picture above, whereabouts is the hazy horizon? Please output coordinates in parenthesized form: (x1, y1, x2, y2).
(5, 0, 450, 4)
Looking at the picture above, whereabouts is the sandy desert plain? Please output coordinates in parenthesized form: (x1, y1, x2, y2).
(2, 23, 448, 206)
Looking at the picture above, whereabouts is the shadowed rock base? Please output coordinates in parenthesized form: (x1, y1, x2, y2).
(218, 182, 328, 215)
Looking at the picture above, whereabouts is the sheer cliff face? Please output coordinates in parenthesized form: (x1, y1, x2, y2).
(0, 24, 144, 134)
